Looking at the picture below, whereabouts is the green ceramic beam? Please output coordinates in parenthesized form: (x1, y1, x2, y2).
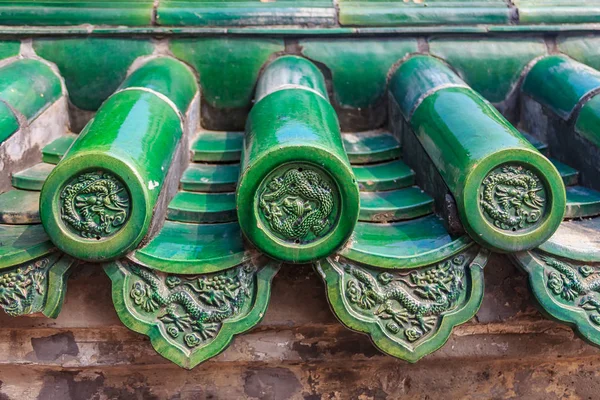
(237, 56, 360, 264)
(40, 58, 197, 262)
(0, 58, 61, 122)
(390, 55, 566, 253)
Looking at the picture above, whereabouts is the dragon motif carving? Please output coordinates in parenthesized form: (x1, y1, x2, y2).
(259, 167, 336, 243)
(127, 263, 257, 348)
(60, 171, 129, 239)
(480, 164, 546, 231)
(0, 258, 50, 316)
(543, 256, 600, 326)
(344, 255, 469, 343)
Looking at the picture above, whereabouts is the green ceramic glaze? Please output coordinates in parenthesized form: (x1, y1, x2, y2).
(33, 38, 154, 110)
(522, 55, 600, 120)
(238, 56, 359, 263)
(0, 40, 19, 60)
(0, 224, 54, 269)
(352, 159, 415, 192)
(157, 0, 335, 26)
(42, 134, 77, 165)
(575, 95, 600, 149)
(0, 1, 153, 26)
(429, 38, 546, 103)
(359, 187, 434, 223)
(558, 36, 600, 72)
(181, 163, 239, 193)
(0, 190, 40, 224)
(170, 38, 284, 110)
(515, 1, 600, 24)
(539, 218, 600, 263)
(40, 58, 197, 262)
(0, 59, 61, 121)
(338, 0, 510, 26)
(343, 130, 401, 164)
(512, 250, 600, 348)
(192, 131, 243, 163)
(565, 186, 600, 219)
(341, 215, 473, 270)
(0, 101, 19, 144)
(105, 258, 279, 369)
(317, 246, 489, 362)
(167, 191, 236, 223)
(391, 56, 566, 253)
(551, 158, 579, 186)
(132, 221, 247, 274)
(300, 39, 418, 108)
(11, 163, 54, 191)
(520, 131, 549, 155)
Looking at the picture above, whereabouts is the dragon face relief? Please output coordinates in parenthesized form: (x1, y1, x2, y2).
(479, 164, 547, 232)
(257, 165, 339, 244)
(60, 171, 130, 239)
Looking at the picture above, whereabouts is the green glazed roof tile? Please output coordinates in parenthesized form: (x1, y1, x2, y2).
(41, 134, 77, 165)
(0, 190, 40, 224)
(157, 0, 336, 26)
(352, 159, 415, 192)
(0, 1, 154, 26)
(0, 101, 20, 144)
(515, 0, 600, 24)
(359, 187, 434, 222)
(191, 130, 243, 163)
(167, 191, 236, 223)
(338, 0, 511, 27)
(565, 186, 600, 219)
(180, 163, 239, 192)
(575, 95, 600, 149)
(341, 214, 472, 269)
(519, 130, 549, 155)
(550, 158, 579, 186)
(11, 163, 54, 191)
(132, 221, 248, 274)
(0, 224, 54, 269)
(539, 218, 600, 263)
(343, 130, 401, 165)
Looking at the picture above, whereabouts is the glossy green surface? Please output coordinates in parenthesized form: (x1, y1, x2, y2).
(0, 224, 53, 269)
(391, 55, 467, 120)
(575, 95, 600, 149)
(157, 0, 335, 26)
(0, 101, 19, 144)
(565, 186, 600, 219)
(318, 246, 488, 362)
(239, 57, 359, 263)
(343, 130, 401, 164)
(352, 159, 415, 192)
(300, 39, 418, 108)
(539, 218, 600, 263)
(341, 214, 473, 269)
(516, 1, 600, 24)
(33, 38, 153, 110)
(558, 36, 600, 71)
(429, 38, 546, 103)
(0, 190, 40, 224)
(359, 187, 434, 222)
(0, 1, 153, 26)
(133, 221, 247, 274)
(522, 55, 600, 120)
(192, 131, 243, 163)
(42, 134, 77, 165)
(551, 158, 579, 186)
(255, 55, 328, 101)
(338, 0, 510, 26)
(170, 38, 283, 110)
(40, 83, 184, 261)
(0, 40, 19, 59)
(119, 57, 197, 113)
(105, 259, 279, 369)
(404, 84, 565, 252)
(167, 191, 236, 223)
(520, 130, 549, 155)
(0, 59, 61, 121)
(181, 163, 239, 193)
(11, 163, 54, 191)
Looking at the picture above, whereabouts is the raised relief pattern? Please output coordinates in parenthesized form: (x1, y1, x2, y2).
(259, 167, 336, 243)
(480, 164, 546, 231)
(60, 171, 130, 239)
